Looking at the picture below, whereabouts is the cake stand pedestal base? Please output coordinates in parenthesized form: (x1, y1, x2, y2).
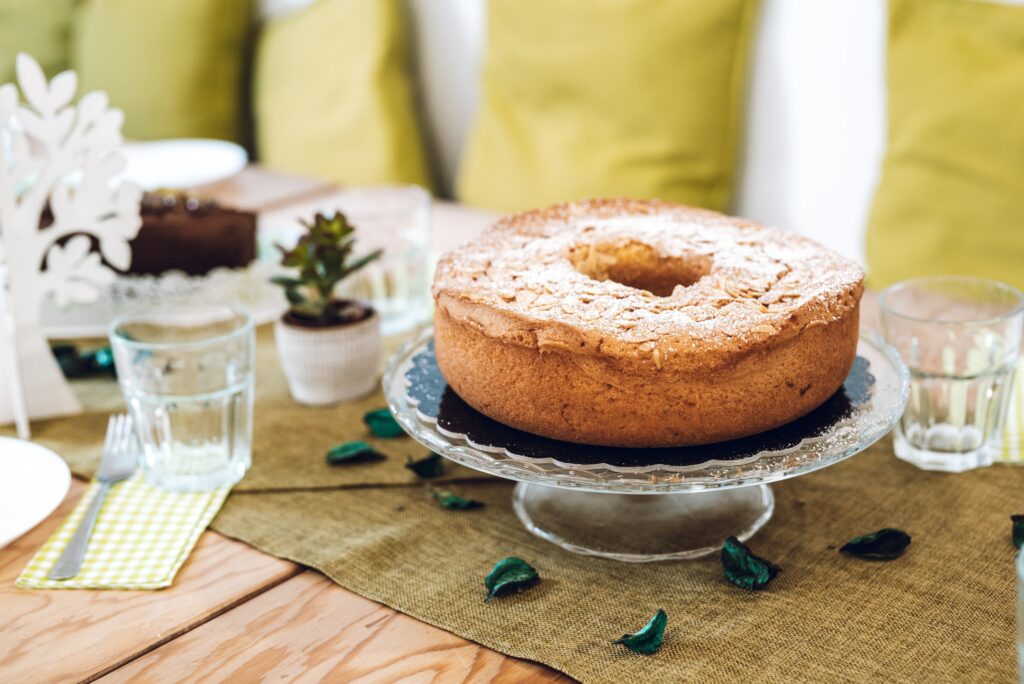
(512, 483, 775, 562)
(387, 330, 907, 563)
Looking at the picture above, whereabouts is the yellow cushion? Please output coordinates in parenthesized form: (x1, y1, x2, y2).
(457, 0, 759, 212)
(72, 0, 251, 142)
(0, 0, 75, 84)
(254, 0, 432, 190)
(867, 0, 1024, 289)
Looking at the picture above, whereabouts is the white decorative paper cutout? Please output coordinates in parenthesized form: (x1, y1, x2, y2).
(0, 53, 143, 430)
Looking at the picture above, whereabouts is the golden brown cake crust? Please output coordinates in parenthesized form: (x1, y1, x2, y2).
(432, 198, 864, 447)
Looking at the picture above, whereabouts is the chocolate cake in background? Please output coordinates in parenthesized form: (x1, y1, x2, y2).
(128, 191, 258, 276)
(42, 191, 259, 277)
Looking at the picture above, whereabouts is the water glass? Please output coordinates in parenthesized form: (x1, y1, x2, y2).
(880, 276, 1024, 472)
(324, 185, 431, 336)
(110, 305, 255, 491)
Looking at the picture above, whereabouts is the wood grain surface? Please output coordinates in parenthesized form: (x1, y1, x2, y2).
(101, 572, 568, 684)
(0, 480, 300, 683)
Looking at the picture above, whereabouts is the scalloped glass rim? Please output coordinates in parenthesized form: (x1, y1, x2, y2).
(383, 329, 909, 494)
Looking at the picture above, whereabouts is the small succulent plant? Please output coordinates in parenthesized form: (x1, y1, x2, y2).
(272, 212, 382, 326)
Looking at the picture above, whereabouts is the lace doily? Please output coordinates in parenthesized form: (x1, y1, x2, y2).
(41, 261, 287, 338)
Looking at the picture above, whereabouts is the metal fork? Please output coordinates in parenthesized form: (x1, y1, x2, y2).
(48, 414, 137, 581)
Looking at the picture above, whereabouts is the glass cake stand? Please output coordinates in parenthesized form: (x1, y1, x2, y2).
(383, 329, 908, 562)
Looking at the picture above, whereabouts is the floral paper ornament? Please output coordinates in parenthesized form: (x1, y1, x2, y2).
(0, 53, 142, 428)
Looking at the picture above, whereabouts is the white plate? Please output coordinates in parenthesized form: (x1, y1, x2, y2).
(119, 139, 248, 190)
(0, 438, 71, 549)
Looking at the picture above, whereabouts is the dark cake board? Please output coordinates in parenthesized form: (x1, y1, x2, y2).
(404, 341, 875, 470)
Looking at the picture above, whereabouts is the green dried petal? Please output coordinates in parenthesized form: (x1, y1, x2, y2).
(484, 557, 539, 601)
(614, 609, 667, 655)
(52, 344, 116, 378)
(1012, 516, 1024, 549)
(840, 528, 911, 560)
(721, 536, 780, 591)
(52, 344, 85, 378)
(326, 441, 385, 465)
(363, 408, 405, 438)
(89, 346, 114, 371)
(406, 453, 444, 478)
(431, 489, 483, 510)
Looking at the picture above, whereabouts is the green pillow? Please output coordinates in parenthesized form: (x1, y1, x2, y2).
(867, 0, 1024, 289)
(254, 0, 433, 190)
(457, 0, 759, 212)
(72, 0, 251, 142)
(0, 0, 76, 85)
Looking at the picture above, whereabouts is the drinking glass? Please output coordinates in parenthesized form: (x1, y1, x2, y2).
(324, 185, 431, 336)
(880, 276, 1024, 472)
(109, 305, 255, 491)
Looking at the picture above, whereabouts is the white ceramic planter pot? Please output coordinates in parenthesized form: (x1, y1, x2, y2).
(274, 310, 381, 405)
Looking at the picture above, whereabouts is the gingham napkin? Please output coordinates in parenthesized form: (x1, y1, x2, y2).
(17, 475, 229, 590)
(999, 366, 1024, 463)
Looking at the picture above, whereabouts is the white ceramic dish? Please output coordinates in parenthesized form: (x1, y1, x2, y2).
(0, 437, 71, 549)
(119, 138, 248, 190)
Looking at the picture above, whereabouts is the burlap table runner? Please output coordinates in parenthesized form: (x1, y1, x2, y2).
(209, 443, 1020, 682)
(14, 328, 1021, 681)
(16, 327, 482, 490)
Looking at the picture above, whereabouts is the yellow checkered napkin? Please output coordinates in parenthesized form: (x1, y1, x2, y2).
(999, 367, 1024, 463)
(17, 475, 229, 590)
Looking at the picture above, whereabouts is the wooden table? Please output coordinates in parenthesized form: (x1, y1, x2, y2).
(0, 167, 566, 684)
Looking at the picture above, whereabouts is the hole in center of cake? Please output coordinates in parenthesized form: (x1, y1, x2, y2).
(568, 240, 712, 297)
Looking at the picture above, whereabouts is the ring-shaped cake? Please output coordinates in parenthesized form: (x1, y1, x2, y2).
(432, 199, 864, 447)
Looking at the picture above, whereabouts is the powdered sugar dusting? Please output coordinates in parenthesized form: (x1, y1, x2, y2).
(433, 199, 863, 368)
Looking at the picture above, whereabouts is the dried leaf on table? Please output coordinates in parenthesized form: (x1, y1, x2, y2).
(1012, 515, 1024, 549)
(406, 453, 444, 478)
(721, 536, 780, 590)
(839, 528, 911, 560)
(614, 609, 668, 655)
(325, 441, 386, 465)
(484, 557, 539, 601)
(430, 488, 484, 510)
(363, 407, 405, 438)
(52, 344, 115, 378)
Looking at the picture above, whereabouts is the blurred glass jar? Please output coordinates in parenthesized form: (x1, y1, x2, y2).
(326, 185, 431, 336)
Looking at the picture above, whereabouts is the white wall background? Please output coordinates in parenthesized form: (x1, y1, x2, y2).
(736, 0, 887, 266)
(406, 0, 486, 194)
